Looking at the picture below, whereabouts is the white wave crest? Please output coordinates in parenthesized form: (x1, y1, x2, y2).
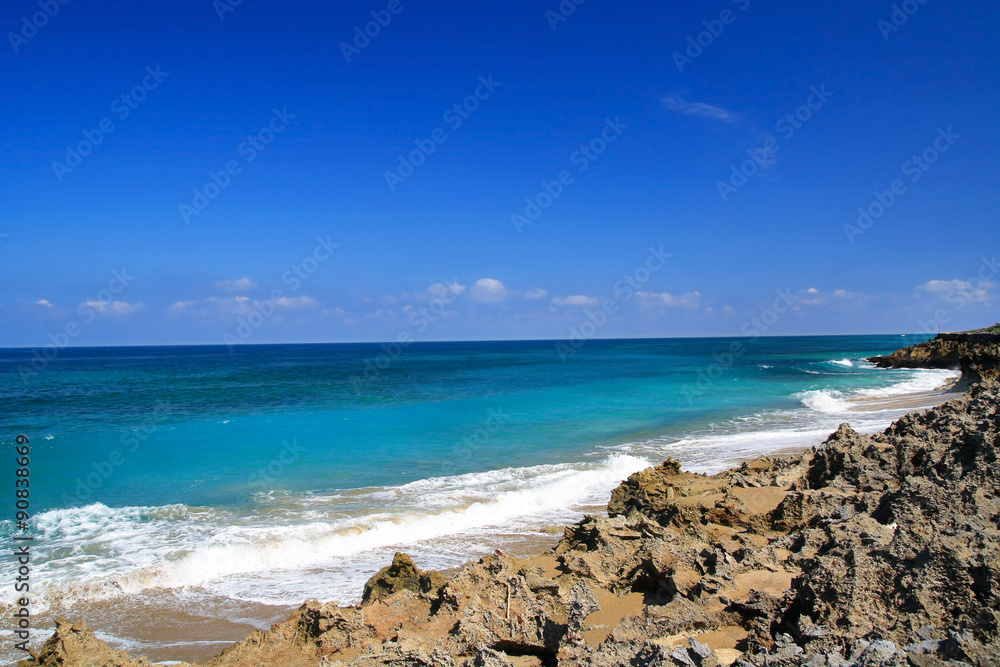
(14, 454, 651, 609)
(797, 368, 959, 415)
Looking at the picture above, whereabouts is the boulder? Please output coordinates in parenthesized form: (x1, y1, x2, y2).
(361, 552, 448, 604)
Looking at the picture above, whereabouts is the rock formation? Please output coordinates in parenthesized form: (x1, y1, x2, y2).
(869, 330, 1000, 387)
(361, 552, 448, 605)
(18, 621, 157, 667)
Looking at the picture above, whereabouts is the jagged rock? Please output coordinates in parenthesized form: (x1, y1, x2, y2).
(16, 621, 161, 667)
(472, 647, 513, 667)
(668, 645, 698, 666)
(688, 637, 712, 659)
(361, 552, 448, 604)
(608, 458, 684, 523)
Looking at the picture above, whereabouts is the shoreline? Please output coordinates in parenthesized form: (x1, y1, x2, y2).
(22, 383, 963, 664)
(18, 370, 983, 666)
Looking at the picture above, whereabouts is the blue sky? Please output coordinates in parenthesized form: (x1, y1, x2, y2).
(1, 0, 998, 346)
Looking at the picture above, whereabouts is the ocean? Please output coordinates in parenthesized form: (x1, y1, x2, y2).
(0, 335, 958, 661)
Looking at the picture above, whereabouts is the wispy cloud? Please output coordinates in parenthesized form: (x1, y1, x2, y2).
(795, 287, 869, 308)
(404, 281, 467, 302)
(275, 295, 319, 309)
(918, 279, 993, 303)
(214, 277, 257, 292)
(81, 300, 144, 315)
(660, 95, 738, 123)
(635, 291, 702, 309)
(398, 279, 547, 306)
(167, 300, 199, 316)
(168, 295, 320, 318)
(552, 295, 599, 307)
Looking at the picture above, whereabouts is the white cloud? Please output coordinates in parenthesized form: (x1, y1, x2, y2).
(167, 297, 245, 318)
(169, 294, 320, 318)
(918, 280, 960, 293)
(275, 295, 319, 309)
(832, 289, 868, 305)
(522, 288, 547, 301)
(636, 291, 701, 309)
(795, 288, 868, 307)
(423, 281, 466, 300)
(167, 300, 199, 316)
(552, 295, 600, 307)
(918, 279, 992, 303)
(919, 279, 988, 294)
(214, 277, 258, 292)
(321, 306, 351, 318)
(35, 299, 53, 307)
(470, 278, 507, 303)
(81, 300, 144, 315)
(798, 289, 824, 306)
(660, 95, 738, 123)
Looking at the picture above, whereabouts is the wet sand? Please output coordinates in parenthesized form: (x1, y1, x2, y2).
(24, 594, 296, 664)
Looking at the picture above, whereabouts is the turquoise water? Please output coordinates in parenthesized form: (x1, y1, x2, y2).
(0, 335, 957, 644)
(1, 335, 941, 511)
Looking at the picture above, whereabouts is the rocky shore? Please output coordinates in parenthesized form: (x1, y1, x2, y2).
(19, 336, 1000, 667)
(869, 329, 1000, 388)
